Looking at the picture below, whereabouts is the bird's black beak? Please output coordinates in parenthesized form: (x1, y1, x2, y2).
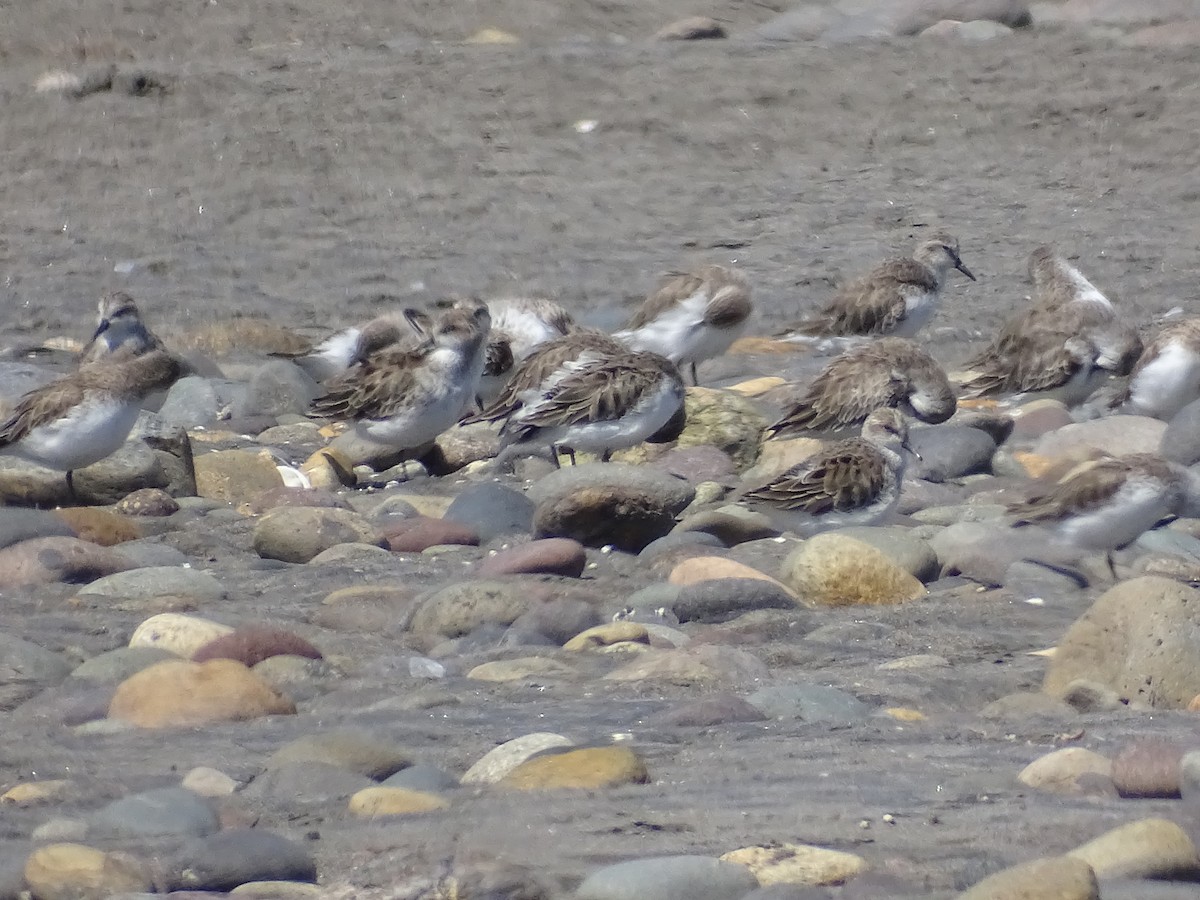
(955, 259, 976, 281)
(91, 318, 112, 339)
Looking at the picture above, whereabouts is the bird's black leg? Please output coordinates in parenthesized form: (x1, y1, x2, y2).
(601, 449, 613, 463)
(689, 361, 699, 386)
(566, 447, 578, 467)
(548, 446, 562, 469)
(66, 470, 77, 506)
(1106, 551, 1118, 582)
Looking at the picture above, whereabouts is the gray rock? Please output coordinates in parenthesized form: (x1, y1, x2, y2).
(90, 786, 220, 838)
(1135, 528, 1200, 563)
(1034, 415, 1166, 459)
(929, 521, 1082, 586)
(0, 508, 75, 549)
(1045, 576, 1200, 708)
(615, 584, 684, 624)
(1180, 750, 1200, 802)
(70, 646, 176, 683)
(381, 763, 460, 792)
(0, 632, 74, 711)
(832, 526, 939, 581)
(253, 507, 384, 563)
(530, 463, 695, 552)
(232, 359, 319, 419)
(157, 376, 238, 429)
(243, 761, 374, 808)
(908, 425, 996, 482)
(671, 577, 795, 624)
(461, 732, 574, 785)
(980, 691, 1079, 721)
(0, 360, 56, 398)
(1161, 397, 1200, 464)
(72, 436, 172, 505)
(671, 508, 776, 546)
(897, 0, 1032, 34)
(660, 693, 770, 727)
(408, 580, 542, 638)
(111, 539, 190, 569)
(445, 482, 536, 541)
(742, 886, 832, 900)
(510, 597, 602, 644)
(745, 684, 872, 724)
(753, 5, 845, 41)
(639, 530, 726, 562)
(267, 730, 413, 779)
(574, 855, 758, 900)
(75, 566, 226, 602)
(167, 829, 316, 892)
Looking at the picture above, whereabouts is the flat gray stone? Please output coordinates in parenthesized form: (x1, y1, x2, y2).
(746, 684, 873, 724)
(574, 855, 758, 900)
(167, 829, 316, 892)
(90, 786, 220, 838)
(0, 632, 74, 711)
(75, 566, 226, 602)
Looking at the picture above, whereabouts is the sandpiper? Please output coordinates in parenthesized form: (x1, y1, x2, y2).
(478, 297, 576, 404)
(464, 328, 627, 427)
(778, 233, 974, 345)
(309, 301, 491, 453)
(1008, 453, 1200, 560)
(1120, 318, 1200, 420)
(0, 348, 185, 498)
(767, 337, 956, 438)
(740, 407, 913, 535)
(494, 349, 686, 467)
(957, 246, 1142, 403)
(283, 310, 426, 382)
(614, 265, 752, 385)
(78, 291, 164, 366)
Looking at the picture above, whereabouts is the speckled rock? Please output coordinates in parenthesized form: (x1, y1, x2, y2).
(23, 843, 154, 900)
(721, 843, 866, 886)
(499, 746, 649, 790)
(115, 487, 181, 516)
(1067, 818, 1200, 880)
(194, 448, 284, 502)
(108, 659, 296, 727)
(128, 613, 234, 658)
(1044, 577, 1200, 708)
(239, 486, 351, 515)
(780, 534, 926, 606)
(252, 506, 384, 563)
(958, 856, 1098, 900)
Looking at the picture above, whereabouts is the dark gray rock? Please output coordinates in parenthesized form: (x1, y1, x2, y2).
(243, 761, 374, 808)
(0, 632, 74, 711)
(157, 376, 238, 429)
(232, 359, 319, 419)
(445, 482, 536, 541)
(575, 855, 758, 900)
(672, 577, 795, 624)
(746, 684, 873, 724)
(89, 787, 220, 839)
(0, 508, 76, 549)
(908, 425, 996, 482)
(381, 763, 461, 792)
(167, 829, 317, 892)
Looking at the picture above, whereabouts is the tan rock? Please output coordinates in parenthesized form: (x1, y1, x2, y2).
(728, 336, 801, 355)
(958, 856, 1097, 899)
(726, 376, 787, 398)
(564, 622, 649, 651)
(390, 494, 454, 518)
(128, 612, 234, 658)
(195, 449, 284, 503)
(654, 16, 727, 40)
(53, 508, 140, 546)
(780, 534, 926, 607)
(744, 437, 824, 482)
(348, 786, 448, 817)
(467, 657, 577, 682)
(604, 645, 768, 686)
(499, 746, 649, 790)
(300, 449, 355, 490)
(181, 766, 239, 797)
(669, 556, 797, 599)
(720, 843, 866, 886)
(1, 779, 72, 806)
(23, 843, 153, 900)
(109, 659, 296, 728)
(465, 27, 519, 44)
(1066, 818, 1200, 880)
(884, 707, 926, 722)
(1018, 748, 1112, 794)
(173, 320, 309, 356)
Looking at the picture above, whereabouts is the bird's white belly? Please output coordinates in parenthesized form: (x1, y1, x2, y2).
(1127, 343, 1200, 420)
(892, 290, 938, 337)
(359, 379, 475, 449)
(1057, 485, 1173, 550)
(10, 400, 140, 471)
(616, 294, 711, 364)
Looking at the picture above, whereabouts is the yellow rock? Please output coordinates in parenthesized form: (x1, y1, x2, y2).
(958, 856, 1098, 899)
(668, 556, 798, 600)
(727, 376, 787, 397)
(53, 508, 140, 546)
(884, 707, 926, 722)
(129, 612, 234, 658)
(1066, 818, 1200, 880)
(1011, 451, 1057, 478)
(348, 786, 448, 817)
(390, 494, 454, 518)
(318, 422, 348, 439)
(467, 657, 576, 682)
(194, 448, 284, 503)
(563, 622, 649, 650)
(721, 843, 867, 886)
(499, 746, 649, 790)
(780, 534, 926, 607)
(300, 449, 355, 490)
(23, 843, 153, 900)
(109, 659, 296, 728)
(1, 779, 72, 806)
(181, 766, 239, 797)
(466, 27, 520, 44)
(728, 336, 801, 355)
(955, 397, 1002, 411)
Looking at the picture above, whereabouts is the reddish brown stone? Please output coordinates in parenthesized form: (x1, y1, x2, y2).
(476, 539, 587, 577)
(383, 517, 480, 553)
(0, 537, 133, 589)
(192, 625, 322, 667)
(53, 508, 141, 546)
(1112, 739, 1186, 798)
